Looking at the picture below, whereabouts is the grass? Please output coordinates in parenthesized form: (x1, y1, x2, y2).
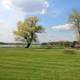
(0, 48, 80, 80)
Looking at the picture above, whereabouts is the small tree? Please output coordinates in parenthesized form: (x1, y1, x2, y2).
(14, 16, 44, 48)
(69, 10, 80, 42)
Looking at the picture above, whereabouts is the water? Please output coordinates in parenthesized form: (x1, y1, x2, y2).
(0, 45, 24, 47)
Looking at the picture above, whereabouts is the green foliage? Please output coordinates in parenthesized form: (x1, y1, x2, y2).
(40, 41, 71, 49)
(69, 10, 80, 22)
(40, 43, 53, 49)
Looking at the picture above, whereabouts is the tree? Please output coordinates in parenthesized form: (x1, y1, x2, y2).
(69, 10, 80, 42)
(14, 16, 44, 48)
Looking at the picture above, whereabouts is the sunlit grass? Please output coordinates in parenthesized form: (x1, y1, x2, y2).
(0, 48, 80, 80)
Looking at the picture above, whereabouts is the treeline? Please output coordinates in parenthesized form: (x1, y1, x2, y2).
(0, 41, 80, 48)
(40, 41, 78, 48)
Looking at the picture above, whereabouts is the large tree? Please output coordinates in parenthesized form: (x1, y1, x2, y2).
(14, 16, 44, 48)
(69, 10, 80, 42)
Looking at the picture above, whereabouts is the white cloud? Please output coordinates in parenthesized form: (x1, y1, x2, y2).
(2, 0, 12, 10)
(52, 23, 74, 30)
(0, 21, 15, 42)
(2, 0, 49, 14)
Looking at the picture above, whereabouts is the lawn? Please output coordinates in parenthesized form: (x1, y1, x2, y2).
(0, 48, 80, 80)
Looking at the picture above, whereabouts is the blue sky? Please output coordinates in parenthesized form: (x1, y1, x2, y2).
(0, 0, 80, 43)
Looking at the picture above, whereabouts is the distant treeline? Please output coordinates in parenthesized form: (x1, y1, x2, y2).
(0, 41, 79, 48)
(0, 41, 77, 46)
(40, 41, 79, 48)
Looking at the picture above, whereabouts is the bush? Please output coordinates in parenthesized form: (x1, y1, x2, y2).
(40, 43, 53, 49)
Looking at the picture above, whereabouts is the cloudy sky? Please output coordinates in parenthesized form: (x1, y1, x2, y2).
(0, 0, 80, 43)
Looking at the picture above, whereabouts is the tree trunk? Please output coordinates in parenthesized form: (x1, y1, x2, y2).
(25, 43, 31, 48)
(71, 41, 77, 48)
(79, 32, 80, 42)
(25, 33, 34, 48)
(77, 20, 80, 42)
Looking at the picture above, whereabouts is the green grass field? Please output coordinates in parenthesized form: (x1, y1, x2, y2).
(0, 48, 80, 80)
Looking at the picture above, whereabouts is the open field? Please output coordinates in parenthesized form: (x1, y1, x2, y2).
(0, 48, 80, 80)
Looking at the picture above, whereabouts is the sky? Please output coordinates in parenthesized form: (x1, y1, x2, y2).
(0, 0, 80, 43)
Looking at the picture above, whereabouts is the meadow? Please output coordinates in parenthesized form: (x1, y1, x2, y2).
(0, 48, 80, 80)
